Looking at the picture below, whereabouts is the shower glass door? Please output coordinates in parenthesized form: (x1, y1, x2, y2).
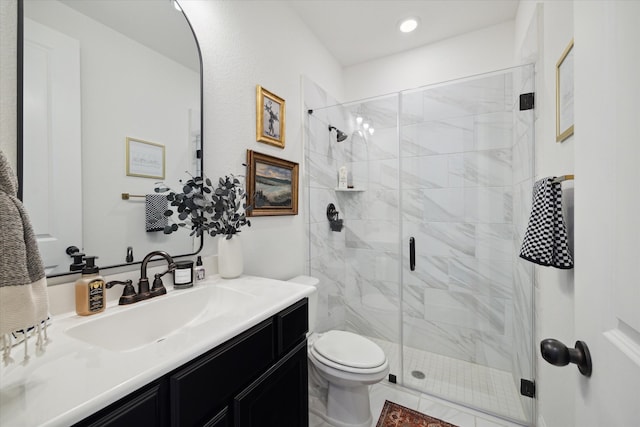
(398, 66, 535, 424)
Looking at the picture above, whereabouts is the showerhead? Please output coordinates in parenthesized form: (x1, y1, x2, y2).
(328, 125, 348, 142)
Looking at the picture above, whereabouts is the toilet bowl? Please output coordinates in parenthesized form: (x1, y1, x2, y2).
(288, 276, 389, 427)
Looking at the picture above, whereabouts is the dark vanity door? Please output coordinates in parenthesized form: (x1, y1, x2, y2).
(73, 382, 168, 427)
(233, 340, 308, 427)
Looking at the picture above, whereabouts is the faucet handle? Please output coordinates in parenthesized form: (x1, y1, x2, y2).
(106, 280, 138, 305)
(150, 271, 170, 297)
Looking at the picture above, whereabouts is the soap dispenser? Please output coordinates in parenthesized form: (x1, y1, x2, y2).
(195, 256, 205, 281)
(75, 256, 106, 316)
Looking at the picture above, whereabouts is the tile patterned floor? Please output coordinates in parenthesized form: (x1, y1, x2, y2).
(309, 337, 530, 427)
(309, 381, 526, 427)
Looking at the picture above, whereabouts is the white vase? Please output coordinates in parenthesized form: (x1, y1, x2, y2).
(218, 235, 243, 278)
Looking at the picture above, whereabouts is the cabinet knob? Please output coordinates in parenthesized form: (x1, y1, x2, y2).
(540, 338, 592, 377)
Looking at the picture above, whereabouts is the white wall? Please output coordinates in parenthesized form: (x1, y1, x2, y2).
(179, 0, 343, 280)
(514, 2, 576, 427)
(0, 0, 17, 172)
(343, 20, 516, 101)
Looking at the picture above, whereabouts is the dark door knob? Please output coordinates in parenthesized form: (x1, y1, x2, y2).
(540, 338, 592, 377)
(66, 245, 80, 255)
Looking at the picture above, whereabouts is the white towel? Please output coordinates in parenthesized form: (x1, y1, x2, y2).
(519, 177, 574, 269)
(0, 150, 50, 365)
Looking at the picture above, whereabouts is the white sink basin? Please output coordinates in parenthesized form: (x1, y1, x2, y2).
(64, 285, 253, 352)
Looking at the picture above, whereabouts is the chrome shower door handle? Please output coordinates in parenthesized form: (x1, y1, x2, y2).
(409, 237, 415, 271)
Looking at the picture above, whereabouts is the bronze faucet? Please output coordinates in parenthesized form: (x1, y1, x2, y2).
(106, 251, 175, 305)
(139, 251, 175, 300)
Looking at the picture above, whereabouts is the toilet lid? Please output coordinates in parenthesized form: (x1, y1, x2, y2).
(312, 330, 386, 369)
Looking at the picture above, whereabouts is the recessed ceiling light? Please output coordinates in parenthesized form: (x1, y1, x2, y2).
(399, 17, 419, 33)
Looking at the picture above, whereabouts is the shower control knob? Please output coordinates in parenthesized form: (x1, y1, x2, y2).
(540, 338, 592, 377)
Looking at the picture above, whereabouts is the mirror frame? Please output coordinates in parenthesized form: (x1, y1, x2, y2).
(16, 0, 204, 279)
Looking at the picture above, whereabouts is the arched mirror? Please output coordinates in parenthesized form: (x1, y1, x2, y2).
(18, 0, 203, 277)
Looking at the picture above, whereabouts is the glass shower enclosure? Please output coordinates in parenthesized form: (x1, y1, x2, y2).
(305, 65, 535, 424)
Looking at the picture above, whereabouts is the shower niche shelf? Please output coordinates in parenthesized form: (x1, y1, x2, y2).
(334, 187, 366, 192)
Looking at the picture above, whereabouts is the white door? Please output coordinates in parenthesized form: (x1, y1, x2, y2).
(574, 1, 640, 425)
(23, 18, 82, 274)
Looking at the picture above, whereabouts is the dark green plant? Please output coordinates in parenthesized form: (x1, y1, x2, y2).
(155, 174, 251, 239)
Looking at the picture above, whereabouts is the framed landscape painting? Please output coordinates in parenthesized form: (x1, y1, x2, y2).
(246, 150, 298, 216)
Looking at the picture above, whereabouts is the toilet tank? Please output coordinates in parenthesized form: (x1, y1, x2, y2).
(287, 275, 319, 334)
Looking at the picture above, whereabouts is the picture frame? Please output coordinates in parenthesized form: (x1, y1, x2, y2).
(246, 150, 298, 216)
(556, 39, 574, 142)
(256, 85, 286, 148)
(126, 137, 165, 179)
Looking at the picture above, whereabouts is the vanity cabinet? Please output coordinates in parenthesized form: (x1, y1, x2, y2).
(73, 382, 168, 427)
(234, 340, 308, 426)
(73, 298, 308, 427)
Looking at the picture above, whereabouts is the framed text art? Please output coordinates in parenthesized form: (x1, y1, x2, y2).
(126, 137, 165, 179)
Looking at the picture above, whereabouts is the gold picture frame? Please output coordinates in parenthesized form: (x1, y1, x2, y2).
(556, 39, 574, 142)
(256, 85, 286, 148)
(126, 137, 165, 179)
(246, 150, 298, 216)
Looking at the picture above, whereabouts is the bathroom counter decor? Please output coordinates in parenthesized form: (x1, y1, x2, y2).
(0, 276, 314, 427)
(156, 174, 251, 239)
(156, 174, 251, 278)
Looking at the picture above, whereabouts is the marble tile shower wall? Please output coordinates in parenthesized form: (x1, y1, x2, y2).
(304, 76, 404, 340)
(304, 77, 349, 333)
(341, 95, 402, 343)
(400, 72, 519, 372)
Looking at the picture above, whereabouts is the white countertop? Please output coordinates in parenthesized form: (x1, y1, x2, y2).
(0, 275, 313, 427)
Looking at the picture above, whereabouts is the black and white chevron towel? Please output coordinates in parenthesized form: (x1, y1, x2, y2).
(145, 194, 168, 232)
(519, 177, 574, 269)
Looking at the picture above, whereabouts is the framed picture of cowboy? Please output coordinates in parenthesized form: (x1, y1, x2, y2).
(256, 85, 286, 148)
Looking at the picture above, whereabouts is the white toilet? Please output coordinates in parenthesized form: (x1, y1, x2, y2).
(288, 276, 389, 427)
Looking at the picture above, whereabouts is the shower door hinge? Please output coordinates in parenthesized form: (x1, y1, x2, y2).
(520, 378, 536, 398)
(519, 93, 535, 110)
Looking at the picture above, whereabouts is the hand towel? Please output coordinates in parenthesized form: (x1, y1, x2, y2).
(519, 177, 574, 269)
(146, 194, 168, 232)
(0, 150, 50, 365)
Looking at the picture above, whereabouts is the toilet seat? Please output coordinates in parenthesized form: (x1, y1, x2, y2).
(310, 330, 387, 374)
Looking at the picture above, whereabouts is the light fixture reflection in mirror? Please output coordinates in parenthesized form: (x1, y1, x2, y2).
(19, 0, 203, 278)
